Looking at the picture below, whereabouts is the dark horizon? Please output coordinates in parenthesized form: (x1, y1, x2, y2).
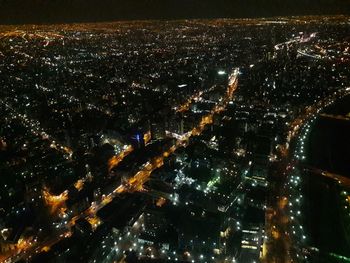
(0, 0, 349, 25)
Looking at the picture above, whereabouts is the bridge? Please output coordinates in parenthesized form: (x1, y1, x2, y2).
(303, 165, 350, 188)
(320, 113, 350, 122)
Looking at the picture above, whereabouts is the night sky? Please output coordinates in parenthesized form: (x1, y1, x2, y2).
(0, 0, 349, 24)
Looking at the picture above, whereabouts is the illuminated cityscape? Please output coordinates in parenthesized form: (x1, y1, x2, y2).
(0, 15, 350, 263)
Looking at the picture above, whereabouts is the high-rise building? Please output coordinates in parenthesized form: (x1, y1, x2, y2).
(151, 122, 166, 141)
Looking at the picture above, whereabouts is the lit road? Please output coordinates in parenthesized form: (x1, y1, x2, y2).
(175, 85, 216, 113)
(263, 87, 350, 263)
(283, 88, 350, 155)
(274, 32, 317, 51)
(297, 42, 350, 62)
(175, 90, 204, 113)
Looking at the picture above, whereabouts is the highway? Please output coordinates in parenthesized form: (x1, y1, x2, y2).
(274, 32, 317, 51)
